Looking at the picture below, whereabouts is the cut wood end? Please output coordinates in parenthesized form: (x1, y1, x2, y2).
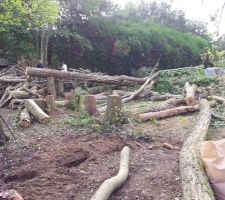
(19, 120, 31, 128)
(186, 97, 195, 106)
(40, 117, 51, 124)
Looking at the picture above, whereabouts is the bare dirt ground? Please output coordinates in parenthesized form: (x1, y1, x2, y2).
(0, 106, 197, 200)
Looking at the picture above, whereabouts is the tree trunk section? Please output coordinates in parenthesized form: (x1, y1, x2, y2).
(45, 95, 57, 113)
(91, 146, 130, 200)
(19, 108, 31, 128)
(105, 95, 122, 123)
(26, 67, 153, 85)
(47, 76, 56, 97)
(55, 80, 64, 96)
(149, 94, 183, 101)
(180, 99, 215, 200)
(139, 105, 199, 121)
(185, 82, 197, 106)
(83, 95, 99, 116)
(0, 190, 24, 200)
(24, 99, 50, 124)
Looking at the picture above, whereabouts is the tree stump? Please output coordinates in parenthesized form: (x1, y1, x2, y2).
(180, 99, 215, 200)
(84, 95, 99, 116)
(0, 120, 7, 145)
(105, 95, 122, 123)
(55, 80, 64, 96)
(45, 95, 57, 113)
(19, 108, 31, 128)
(47, 76, 56, 97)
(185, 82, 197, 106)
(25, 99, 50, 124)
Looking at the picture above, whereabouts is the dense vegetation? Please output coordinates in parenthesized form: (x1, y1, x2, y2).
(0, 0, 215, 75)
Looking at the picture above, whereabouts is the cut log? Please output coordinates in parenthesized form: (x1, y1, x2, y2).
(24, 99, 50, 124)
(0, 120, 7, 145)
(10, 91, 30, 99)
(19, 108, 31, 128)
(112, 90, 131, 97)
(45, 95, 57, 113)
(105, 95, 122, 123)
(0, 77, 26, 83)
(88, 85, 109, 94)
(37, 87, 47, 95)
(47, 76, 56, 97)
(55, 80, 64, 96)
(33, 99, 47, 112)
(0, 189, 24, 200)
(140, 97, 186, 115)
(149, 94, 183, 101)
(179, 99, 215, 200)
(26, 67, 151, 85)
(209, 95, 225, 105)
(8, 99, 24, 109)
(91, 146, 130, 200)
(139, 104, 199, 121)
(83, 95, 99, 116)
(185, 82, 197, 106)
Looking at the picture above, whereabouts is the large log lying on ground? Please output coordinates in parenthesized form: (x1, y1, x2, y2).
(179, 99, 215, 200)
(26, 67, 150, 85)
(185, 82, 197, 106)
(139, 104, 199, 121)
(19, 108, 31, 128)
(208, 95, 225, 105)
(0, 77, 26, 83)
(91, 146, 130, 200)
(24, 99, 50, 124)
(136, 97, 185, 115)
(149, 94, 183, 101)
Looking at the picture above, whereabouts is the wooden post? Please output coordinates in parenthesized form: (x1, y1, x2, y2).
(45, 95, 57, 113)
(55, 80, 64, 96)
(84, 95, 99, 116)
(0, 120, 7, 145)
(47, 76, 56, 97)
(105, 95, 122, 123)
(185, 82, 197, 106)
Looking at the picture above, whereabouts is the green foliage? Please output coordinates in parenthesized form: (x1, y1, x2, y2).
(67, 87, 87, 111)
(154, 65, 219, 94)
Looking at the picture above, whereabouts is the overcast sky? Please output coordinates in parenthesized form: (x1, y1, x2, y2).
(111, 0, 225, 35)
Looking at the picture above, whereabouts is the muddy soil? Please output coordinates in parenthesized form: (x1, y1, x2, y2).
(0, 108, 196, 200)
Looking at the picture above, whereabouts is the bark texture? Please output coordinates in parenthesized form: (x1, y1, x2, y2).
(19, 108, 31, 128)
(45, 95, 57, 113)
(179, 99, 215, 200)
(47, 77, 56, 97)
(185, 82, 197, 106)
(0, 120, 7, 145)
(83, 95, 99, 116)
(25, 99, 50, 124)
(139, 105, 199, 121)
(91, 146, 130, 200)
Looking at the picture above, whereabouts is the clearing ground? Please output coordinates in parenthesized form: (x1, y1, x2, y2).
(0, 105, 197, 200)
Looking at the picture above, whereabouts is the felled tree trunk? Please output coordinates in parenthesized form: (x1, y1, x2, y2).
(91, 146, 130, 200)
(8, 99, 24, 109)
(0, 120, 7, 145)
(149, 94, 183, 101)
(185, 82, 197, 106)
(19, 108, 31, 128)
(24, 99, 50, 124)
(179, 99, 215, 200)
(84, 95, 99, 116)
(47, 76, 56, 97)
(105, 95, 122, 123)
(209, 95, 225, 105)
(45, 95, 57, 113)
(37, 87, 47, 95)
(136, 97, 185, 115)
(139, 105, 199, 121)
(26, 67, 149, 85)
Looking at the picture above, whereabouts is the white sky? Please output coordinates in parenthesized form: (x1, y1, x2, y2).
(111, 0, 225, 35)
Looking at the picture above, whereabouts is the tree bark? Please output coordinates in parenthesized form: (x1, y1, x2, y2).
(55, 80, 64, 96)
(26, 67, 153, 85)
(179, 99, 215, 200)
(105, 95, 122, 123)
(136, 97, 185, 114)
(8, 99, 24, 109)
(209, 95, 225, 105)
(0, 190, 24, 200)
(139, 104, 199, 121)
(47, 76, 56, 97)
(149, 94, 183, 101)
(45, 95, 57, 113)
(185, 82, 197, 106)
(19, 108, 31, 128)
(91, 146, 130, 200)
(0, 78, 26, 83)
(24, 99, 50, 124)
(84, 95, 99, 116)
